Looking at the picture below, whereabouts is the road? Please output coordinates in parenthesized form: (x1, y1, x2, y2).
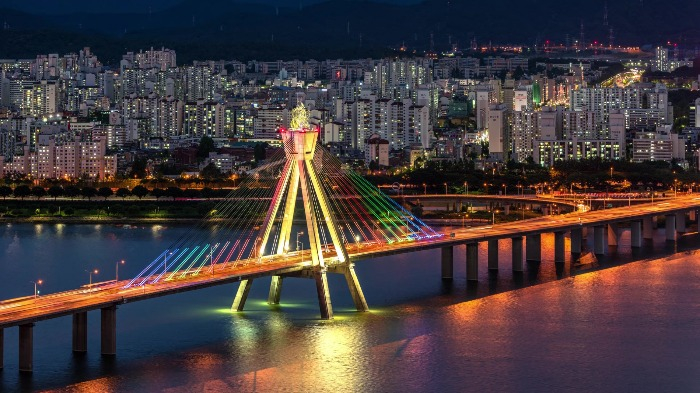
(1, 195, 699, 329)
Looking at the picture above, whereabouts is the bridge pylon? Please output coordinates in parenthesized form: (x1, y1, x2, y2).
(231, 104, 367, 319)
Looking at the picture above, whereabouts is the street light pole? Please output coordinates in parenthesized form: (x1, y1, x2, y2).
(31, 280, 42, 298)
(86, 269, 98, 288)
(297, 231, 305, 262)
(423, 183, 427, 195)
(116, 259, 125, 283)
(444, 183, 448, 195)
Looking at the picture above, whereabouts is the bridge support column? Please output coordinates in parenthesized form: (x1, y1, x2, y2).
(232, 279, 253, 312)
(343, 264, 368, 312)
(267, 276, 284, 305)
(554, 231, 565, 263)
(101, 306, 117, 356)
(314, 269, 333, 319)
(441, 246, 454, 280)
(607, 223, 619, 247)
(689, 210, 696, 222)
(675, 212, 687, 233)
(0, 328, 3, 370)
(18, 323, 33, 373)
(631, 220, 642, 248)
(594, 226, 607, 255)
(72, 312, 88, 353)
(526, 234, 541, 262)
(511, 237, 523, 272)
(666, 214, 677, 242)
(488, 240, 499, 270)
(466, 243, 478, 281)
(643, 216, 654, 240)
(570, 227, 583, 254)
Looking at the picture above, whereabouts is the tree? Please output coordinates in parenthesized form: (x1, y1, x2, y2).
(131, 185, 148, 199)
(254, 142, 268, 162)
(0, 185, 12, 199)
(97, 187, 113, 200)
(151, 188, 165, 199)
(196, 136, 216, 161)
(13, 185, 30, 200)
(64, 185, 80, 199)
(200, 162, 222, 180)
(47, 185, 64, 200)
(183, 188, 201, 198)
(31, 186, 46, 200)
(129, 158, 148, 178)
(81, 186, 98, 200)
(201, 187, 215, 199)
(165, 186, 183, 200)
(116, 187, 131, 199)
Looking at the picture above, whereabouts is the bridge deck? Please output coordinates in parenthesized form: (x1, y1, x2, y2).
(1, 195, 698, 329)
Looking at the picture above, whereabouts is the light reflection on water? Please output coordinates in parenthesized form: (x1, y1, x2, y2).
(0, 224, 699, 392)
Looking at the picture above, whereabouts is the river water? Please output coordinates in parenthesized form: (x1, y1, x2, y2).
(0, 223, 699, 392)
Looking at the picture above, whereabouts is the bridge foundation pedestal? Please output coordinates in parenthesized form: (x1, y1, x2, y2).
(343, 264, 368, 312)
(666, 214, 677, 242)
(554, 232, 565, 263)
(267, 276, 283, 305)
(526, 234, 541, 262)
(441, 246, 453, 280)
(18, 323, 33, 373)
(511, 237, 523, 272)
(466, 243, 478, 281)
(676, 212, 687, 233)
(630, 220, 642, 248)
(488, 240, 499, 270)
(607, 223, 619, 247)
(72, 312, 88, 353)
(101, 306, 117, 356)
(232, 279, 253, 312)
(570, 227, 583, 254)
(314, 269, 333, 319)
(643, 217, 654, 240)
(594, 226, 607, 255)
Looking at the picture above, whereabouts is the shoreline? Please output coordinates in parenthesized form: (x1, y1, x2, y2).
(0, 216, 493, 226)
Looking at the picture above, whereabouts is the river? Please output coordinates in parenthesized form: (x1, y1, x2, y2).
(0, 223, 699, 392)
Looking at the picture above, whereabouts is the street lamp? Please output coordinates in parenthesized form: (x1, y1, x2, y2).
(115, 259, 125, 283)
(86, 269, 98, 288)
(355, 235, 361, 251)
(463, 181, 467, 195)
(444, 182, 448, 195)
(610, 166, 613, 179)
(502, 184, 507, 196)
(31, 279, 42, 298)
(423, 183, 427, 195)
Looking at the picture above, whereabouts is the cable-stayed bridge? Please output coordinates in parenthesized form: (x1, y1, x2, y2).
(2, 111, 700, 372)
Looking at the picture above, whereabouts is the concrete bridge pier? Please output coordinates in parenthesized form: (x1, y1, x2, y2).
(666, 214, 677, 242)
(631, 220, 642, 248)
(342, 264, 369, 312)
(643, 216, 654, 240)
(101, 306, 117, 356)
(441, 246, 454, 280)
(570, 227, 583, 254)
(18, 323, 33, 373)
(314, 269, 333, 319)
(594, 226, 607, 255)
(676, 212, 687, 233)
(554, 231, 566, 263)
(488, 240, 499, 270)
(267, 276, 284, 305)
(232, 279, 253, 312)
(466, 243, 478, 281)
(607, 223, 620, 247)
(525, 234, 541, 262)
(511, 237, 523, 272)
(72, 312, 88, 353)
